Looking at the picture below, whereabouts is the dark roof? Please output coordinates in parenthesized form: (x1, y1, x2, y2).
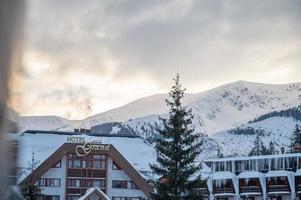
(22, 129, 141, 138)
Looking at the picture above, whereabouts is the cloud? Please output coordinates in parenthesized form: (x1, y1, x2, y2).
(15, 0, 301, 118)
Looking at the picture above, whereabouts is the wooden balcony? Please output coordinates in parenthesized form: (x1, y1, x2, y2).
(213, 179, 235, 195)
(267, 177, 290, 194)
(240, 186, 262, 194)
(214, 187, 235, 194)
(239, 178, 262, 195)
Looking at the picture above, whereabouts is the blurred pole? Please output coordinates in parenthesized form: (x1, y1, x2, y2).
(0, 0, 25, 198)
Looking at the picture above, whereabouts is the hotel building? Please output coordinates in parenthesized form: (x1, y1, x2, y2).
(203, 153, 301, 200)
(18, 130, 155, 200)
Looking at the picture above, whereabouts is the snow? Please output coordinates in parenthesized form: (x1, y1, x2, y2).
(265, 170, 294, 177)
(16, 81, 301, 159)
(18, 81, 301, 135)
(17, 132, 156, 183)
(238, 171, 265, 179)
(78, 187, 109, 200)
(295, 169, 301, 176)
(211, 116, 301, 157)
(212, 172, 236, 180)
(110, 125, 121, 134)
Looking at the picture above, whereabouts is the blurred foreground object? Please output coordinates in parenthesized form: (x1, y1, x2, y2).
(0, 0, 25, 199)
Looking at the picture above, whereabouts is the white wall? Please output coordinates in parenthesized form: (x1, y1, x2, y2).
(107, 157, 147, 199)
(39, 155, 66, 200)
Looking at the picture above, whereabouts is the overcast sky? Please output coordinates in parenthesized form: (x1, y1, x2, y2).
(14, 0, 301, 119)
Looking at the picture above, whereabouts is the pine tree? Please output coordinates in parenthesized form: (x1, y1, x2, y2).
(150, 74, 204, 200)
(21, 184, 42, 200)
(266, 141, 276, 155)
(291, 124, 301, 152)
(249, 134, 266, 156)
(217, 148, 224, 158)
(292, 124, 301, 144)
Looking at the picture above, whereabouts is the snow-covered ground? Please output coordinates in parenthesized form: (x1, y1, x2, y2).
(212, 117, 301, 157)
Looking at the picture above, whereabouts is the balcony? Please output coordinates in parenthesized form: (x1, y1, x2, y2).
(266, 177, 290, 195)
(295, 175, 301, 196)
(238, 172, 265, 197)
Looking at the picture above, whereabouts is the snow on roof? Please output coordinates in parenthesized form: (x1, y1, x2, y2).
(296, 169, 301, 176)
(78, 187, 109, 200)
(18, 132, 156, 182)
(266, 170, 294, 177)
(205, 152, 301, 163)
(212, 172, 236, 180)
(238, 171, 265, 179)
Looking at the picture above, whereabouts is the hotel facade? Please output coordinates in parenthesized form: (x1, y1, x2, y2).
(203, 153, 301, 200)
(18, 132, 154, 200)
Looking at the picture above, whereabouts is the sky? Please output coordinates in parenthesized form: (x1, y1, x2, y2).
(13, 0, 301, 119)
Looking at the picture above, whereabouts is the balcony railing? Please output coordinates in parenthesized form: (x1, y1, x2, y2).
(214, 187, 234, 194)
(267, 185, 290, 193)
(240, 186, 261, 194)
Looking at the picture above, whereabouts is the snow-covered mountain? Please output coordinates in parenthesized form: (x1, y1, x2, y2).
(17, 80, 301, 158)
(18, 80, 301, 135)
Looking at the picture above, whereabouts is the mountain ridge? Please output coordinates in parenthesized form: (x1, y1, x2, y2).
(17, 80, 301, 135)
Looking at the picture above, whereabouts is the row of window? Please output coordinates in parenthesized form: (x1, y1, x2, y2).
(68, 159, 106, 169)
(67, 179, 106, 188)
(211, 157, 301, 172)
(112, 197, 144, 200)
(52, 157, 121, 171)
(36, 178, 61, 187)
(213, 177, 290, 189)
(68, 153, 106, 160)
(112, 180, 139, 190)
(67, 169, 106, 178)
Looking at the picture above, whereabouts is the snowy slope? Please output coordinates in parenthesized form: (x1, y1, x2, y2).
(211, 116, 301, 157)
(18, 81, 301, 136)
(17, 116, 78, 132)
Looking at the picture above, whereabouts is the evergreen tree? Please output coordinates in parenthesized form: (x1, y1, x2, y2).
(266, 141, 276, 155)
(292, 124, 301, 144)
(249, 134, 266, 156)
(217, 148, 224, 158)
(150, 74, 204, 200)
(291, 124, 301, 152)
(21, 184, 42, 200)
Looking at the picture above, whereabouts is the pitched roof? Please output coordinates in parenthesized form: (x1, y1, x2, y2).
(18, 133, 156, 181)
(78, 186, 110, 200)
(18, 142, 152, 198)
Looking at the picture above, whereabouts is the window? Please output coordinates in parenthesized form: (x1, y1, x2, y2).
(36, 178, 45, 187)
(112, 180, 128, 189)
(67, 195, 80, 200)
(53, 160, 61, 168)
(92, 170, 106, 178)
(113, 161, 121, 170)
(69, 160, 81, 168)
(93, 155, 105, 159)
(129, 181, 139, 190)
(112, 180, 139, 190)
(46, 178, 60, 187)
(93, 160, 105, 169)
(37, 178, 60, 187)
(42, 195, 60, 200)
(67, 179, 80, 188)
(92, 180, 105, 188)
(68, 169, 81, 177)
(82, 160, 87, 168)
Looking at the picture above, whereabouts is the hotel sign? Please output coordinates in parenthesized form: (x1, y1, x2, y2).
(66, 136, 110, 157)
